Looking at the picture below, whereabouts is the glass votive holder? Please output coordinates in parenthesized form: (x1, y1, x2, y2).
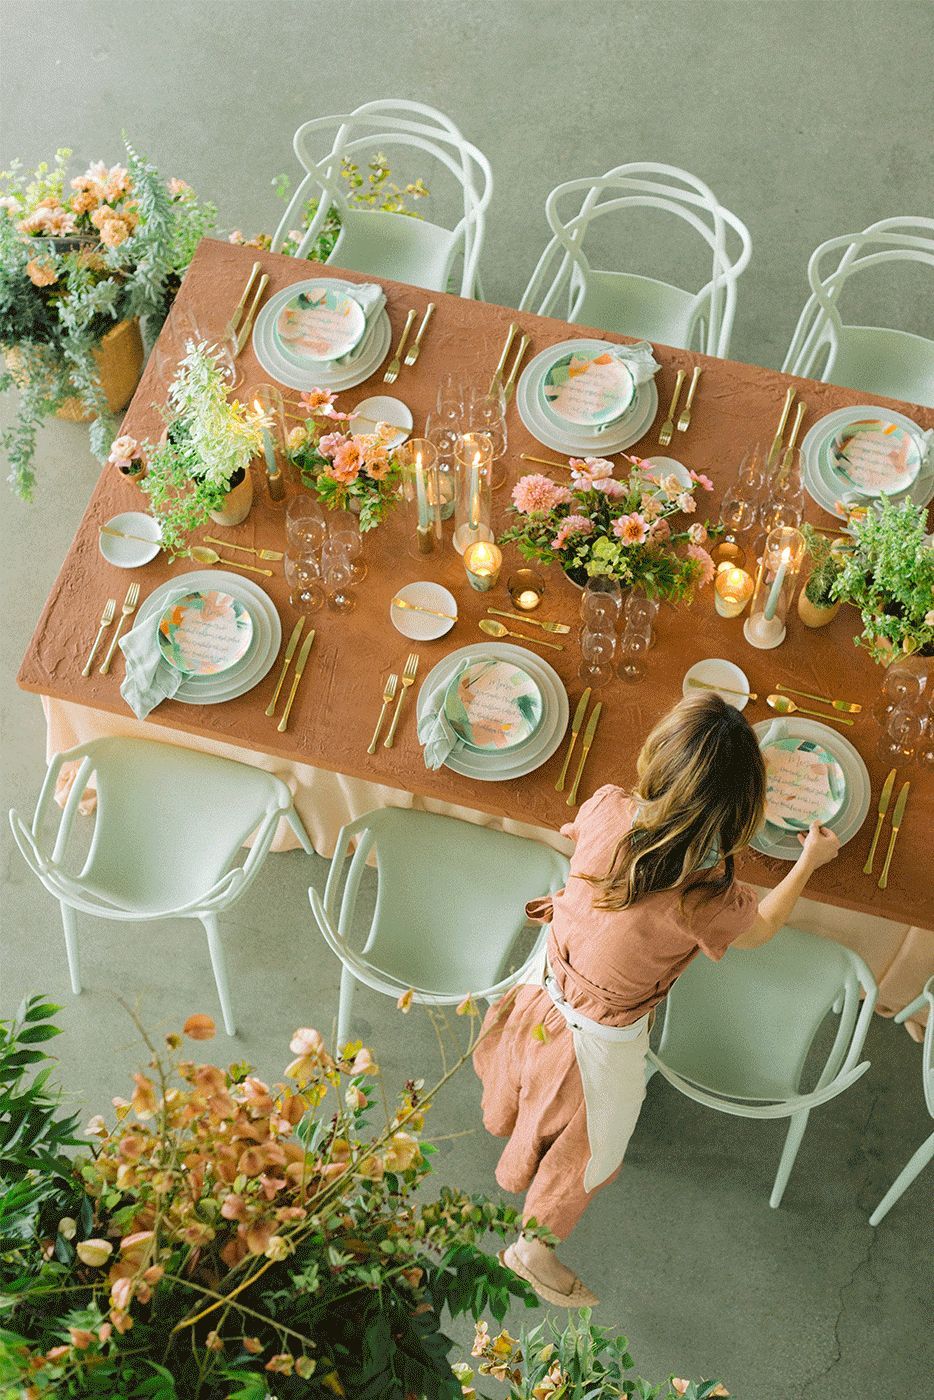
(397, 438, 442, 559)
(464, 540, 502, 592)
(743, 526, 805, 649)
(714, 565, 755, 618)
(251, 383, 287, 502)
(453, 432, 494, 555)
(507, 568, 545, 611)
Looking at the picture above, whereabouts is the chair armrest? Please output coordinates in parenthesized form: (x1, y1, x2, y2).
(647, 1053, 871, 1119)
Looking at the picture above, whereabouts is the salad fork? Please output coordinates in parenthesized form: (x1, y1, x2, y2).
(82, 597, 116, 676)
(99, 583, 141, 675)
(658, 369, 685, 446)
(404, 303, 435, 366)
(384, 652, 419, 748)
(368, 673, 399, 753)
(676, 366, 702, 432)
(383, 309, 417, 383)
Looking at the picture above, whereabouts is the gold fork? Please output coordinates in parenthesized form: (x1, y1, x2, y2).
(404, 303, 435, 366)
(383, 309, 417, 384)
(384, 652, 419, 748)
(368, 673, 399, 753)
(658, 369, 686, 446)
(676, 366, 702, 433)
(502, 334, 531, 404)
(82, 598, 116, 676)
(99, 583, 141, 675)
(203, 535, 284, 562)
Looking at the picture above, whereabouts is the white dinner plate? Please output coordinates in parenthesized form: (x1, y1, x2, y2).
(99, 512, 162, 569)
(800, 405, 934, 518)
(417, 641, 569, 781)
(390, 581, 458, 640)
(129, 571, 281, 706)
(517, 338, 659, 456)
(750, 716, 871, 859)
(253, 279, 391, 392)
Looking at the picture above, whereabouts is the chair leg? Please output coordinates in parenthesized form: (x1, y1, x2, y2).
(201, 914, 235, 1036)
(59, 901, 81, 995)
(284, 807, 314, 855)
(336, 966, 357, 1051)
(770, 1110, 810, 1209)
(869, 1131, 934, 1227)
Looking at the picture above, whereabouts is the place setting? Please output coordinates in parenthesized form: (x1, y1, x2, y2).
(515, 335, 661, 455)
(799, 403, 934, 521)
(252, 275, 395, 392)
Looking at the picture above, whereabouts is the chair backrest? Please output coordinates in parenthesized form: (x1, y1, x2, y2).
(327, 808, 567, 994)
(917, 978, 934, 1119)
(782, 217, 934, 402)
(271, 99, 493, 297)
(519, 162, 752, 356)
(32, 738, 292, 912)
(655, 926, 873, 1102)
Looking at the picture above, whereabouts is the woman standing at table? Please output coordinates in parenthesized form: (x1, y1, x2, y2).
(474, 692, 841, 1307)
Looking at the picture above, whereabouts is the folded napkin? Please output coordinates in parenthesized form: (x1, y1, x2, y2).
(612, 339, 661, 387)
(119, 589, 190, 719)
(336, 282, 385, 366)
(417, 659, 471, 770)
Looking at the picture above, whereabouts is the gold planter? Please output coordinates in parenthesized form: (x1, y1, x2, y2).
(797, 591, 842, 628)
(209, 468, 254, 527)
(4, 318, 144, 422)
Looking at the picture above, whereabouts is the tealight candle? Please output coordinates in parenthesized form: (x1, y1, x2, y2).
(714, 566, 754, 618)
(464, 540, 502, 592)
(507, 568, 545, 611)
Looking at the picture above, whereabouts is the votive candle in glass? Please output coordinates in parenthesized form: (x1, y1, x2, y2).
(714, 566, 754, 618)
(507, 568, 545, 611)
(398, 439, 442, 558)
(464, 539, 502, 592)
(743, 525, 805, 649)
(454, 433, 494, 555)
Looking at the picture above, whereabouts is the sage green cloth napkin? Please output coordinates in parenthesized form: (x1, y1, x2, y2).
(417, 659, 471, 770)
(119, 590, 190, 719)
(336, 282, 385, 366)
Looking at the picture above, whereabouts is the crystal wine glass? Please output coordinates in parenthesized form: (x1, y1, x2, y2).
(579, 626, 617, 687)
(618, 623, 651, 683)
(287, 494, 328, 553)
(284, 550, 324, 613)
(580, 576, 623, 629)
(321, 539, 356, 613)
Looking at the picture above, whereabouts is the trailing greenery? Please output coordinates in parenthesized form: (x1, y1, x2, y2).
(801, 526, 845, 607)
(0, 145, 216, 499)
(140, 342, 262, 557)
(830, 497, 934, 661)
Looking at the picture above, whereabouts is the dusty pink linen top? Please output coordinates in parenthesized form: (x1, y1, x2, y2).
(537, 784, 758, 1027)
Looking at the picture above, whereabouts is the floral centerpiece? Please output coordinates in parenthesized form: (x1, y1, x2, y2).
(500, 456, 719, 602)
(286, 387, 401, 531)
(0, 996, 725, 1400)
(0, 144, 216, 499)
(141, 341, 263, 557)
(830, 497, 934, 662)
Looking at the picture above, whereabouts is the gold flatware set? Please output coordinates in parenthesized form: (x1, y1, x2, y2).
(766, 387, 796, 469)
(266, 618, 306, 717)
(555, 689, 602, 807)
(383, 651, 420, 748)
(658, 366, 703, 445)
(383, 309, 418, 384)
(233, 265, 269, 356)
(277, 630, 316, 733)
(779, 400, 807, 473)
(863, 769, 910, 888)
(489, 322, 531, 404)
(876, 777, 910, 891)
(99, 583, 141, 676)
(775, 683, 861, 714)
(265, 618, 315, 732)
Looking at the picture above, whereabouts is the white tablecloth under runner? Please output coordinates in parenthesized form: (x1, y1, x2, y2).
(42, 697, 933, 1038)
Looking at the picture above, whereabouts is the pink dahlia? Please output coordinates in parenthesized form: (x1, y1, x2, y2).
(613, 512, 648, 546)
(687, 543, 716, 586)
(551, 514, 594, 550)
(316, 432, 345, 459)
(512, 474, 572, 515)
(329, 439, 363, 483)
(648, 517, 671, 543)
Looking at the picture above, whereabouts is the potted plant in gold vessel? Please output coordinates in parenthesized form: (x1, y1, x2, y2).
(798, 527, 845, 628)
(830, 497, 934, 666)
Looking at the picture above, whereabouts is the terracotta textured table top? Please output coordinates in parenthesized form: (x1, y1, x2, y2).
(18, 238, 934, 929)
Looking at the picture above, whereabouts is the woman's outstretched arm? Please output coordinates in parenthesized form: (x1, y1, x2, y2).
(733, 822, 841, 949)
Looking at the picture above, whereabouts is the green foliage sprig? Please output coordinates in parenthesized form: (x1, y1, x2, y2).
(830, 497, 934, 661)
(801, 525, 846, 607)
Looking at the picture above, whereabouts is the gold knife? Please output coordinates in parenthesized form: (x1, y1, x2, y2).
(878, 780, 910, 890)
(502, 334, 531, 403)
(265, 618, 305, 718)
(277, 629, 315, 733)
(228, 260, 261, 336)
(567, 701, 602, 807)
(862, 768, 896, 875)
(779, 400, 807, 473)
(766, 387, 795, 468)
(555, 688, 591, 793)
(235, 272, 269, 355)
(489, 321, 519, 394)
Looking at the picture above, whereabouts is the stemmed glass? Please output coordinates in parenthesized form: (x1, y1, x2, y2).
(623, 592, 659, 648)
(618, 623, 651, 683)
(328, 510, 367, 582)
(579, 627, 617, 687)
(284, 550, 324, 613)
(580, 576, 623, 629)
(321, 539, 356, 613)
(466, 386, 508, 489)
(287, 495, 328, 554)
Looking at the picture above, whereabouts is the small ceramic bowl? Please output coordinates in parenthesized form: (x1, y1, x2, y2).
(98, 512, 162, 569)
(682, 657, 751, 712)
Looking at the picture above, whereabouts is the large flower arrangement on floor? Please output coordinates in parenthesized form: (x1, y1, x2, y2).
(499, 456, 719, 601)
(0, 998, 727, 1400)
(286, 388, 401, 531)
(0, 145, 216, 499)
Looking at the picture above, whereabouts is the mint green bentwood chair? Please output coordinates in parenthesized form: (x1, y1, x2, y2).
(9, 738, 313, 1036)
(519, 162, 752, 357)
(869, 977, 934, 1226)
(272, 99, 493, 298)
(308, 808, 569, 1048)
(647, 927, 877, 1208)
(782, 217, 934, 408)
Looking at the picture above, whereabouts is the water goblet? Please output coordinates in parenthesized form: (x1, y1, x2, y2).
(618, 622, 651, 683)
(284, 550, 324, 613)
(328, 511, 367, 582)
(287, 494, 328, 553)
(623, 592, 659, 647)
(579, 626, 617, 688)
(321, 539, 357, 613)
(467, 387, 508, 489)
(580, 576, 623, 629)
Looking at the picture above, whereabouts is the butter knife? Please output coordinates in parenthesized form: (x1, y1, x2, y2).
(277, 629, 315, 733)
(766, 387, 795, 468)
(878, 780, 909, 890)
(265, 618, 305, 717)
(566, 701, 602, 807)
(555, 688, 591, 793)
(489, 321, 519, 394)
(862, 768, 896, 876)
(502, 334, 531, 403)
(235, 272, 269, 355)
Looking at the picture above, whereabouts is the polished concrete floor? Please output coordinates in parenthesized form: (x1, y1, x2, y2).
(2, 3, 933, 1396)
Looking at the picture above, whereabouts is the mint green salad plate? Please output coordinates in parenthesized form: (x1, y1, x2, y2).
(444, 658, 543, 753)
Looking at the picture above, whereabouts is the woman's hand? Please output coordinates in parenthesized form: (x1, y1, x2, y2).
(797, 822, 841, 869)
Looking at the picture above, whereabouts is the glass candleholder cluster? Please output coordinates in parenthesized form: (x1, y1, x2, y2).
(743, 526, 806, 649)
(252, 383, 287, 502)
(397, 439, 442, 559)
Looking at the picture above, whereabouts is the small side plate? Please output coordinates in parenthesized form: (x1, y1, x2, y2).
(682, 658, 751, 712)
(99, 512, 161, 569)
(391, 581, 458, 641)
(350, 395, 413, 449)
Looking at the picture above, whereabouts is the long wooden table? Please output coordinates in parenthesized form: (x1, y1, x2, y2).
(18, 238, 934, 941)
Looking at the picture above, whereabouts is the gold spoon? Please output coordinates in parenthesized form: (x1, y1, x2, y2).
(479, 618, 564, 652)
(186, 546, 273, 578)
(776, 683, 861, 714)
(766, 693, 854, 727)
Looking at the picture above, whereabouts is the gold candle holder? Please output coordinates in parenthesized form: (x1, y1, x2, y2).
(464, 539, 502, 592)
(507, 568, 545, 611)
(714, 566, 754, 618)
